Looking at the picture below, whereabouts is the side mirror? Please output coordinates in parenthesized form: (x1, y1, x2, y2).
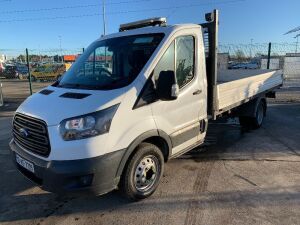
(156, 70, 178, 100)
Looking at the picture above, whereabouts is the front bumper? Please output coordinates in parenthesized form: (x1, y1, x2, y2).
(10, 139, 126, 196)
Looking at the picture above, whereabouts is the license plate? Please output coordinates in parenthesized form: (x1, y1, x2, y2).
(16, 154, 35, 173)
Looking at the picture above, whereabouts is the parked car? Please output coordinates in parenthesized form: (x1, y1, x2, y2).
(2, 64, 18, 79)
(31, 64, 66, 81)
(230, 62, 258, 70)
(0, 62, 4, 74)
(244, 62, 259, 69)
(16, 64, 29, 79)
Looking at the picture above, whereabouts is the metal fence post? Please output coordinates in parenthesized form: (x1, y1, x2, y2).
(267, 42, 271, 69)
(26, 48, 33, 95)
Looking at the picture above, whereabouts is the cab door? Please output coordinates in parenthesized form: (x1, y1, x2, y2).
(151, 32, 206, 156)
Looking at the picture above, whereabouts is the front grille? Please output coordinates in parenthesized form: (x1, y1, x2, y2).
(13, 113, 51, 157)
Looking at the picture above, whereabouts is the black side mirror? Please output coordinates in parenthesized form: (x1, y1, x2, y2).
(156, 70, 179, 100)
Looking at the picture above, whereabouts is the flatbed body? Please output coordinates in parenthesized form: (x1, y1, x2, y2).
(215, 69, 283, 115)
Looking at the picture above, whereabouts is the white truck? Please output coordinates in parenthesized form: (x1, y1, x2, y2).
(10, 10, 283, 200)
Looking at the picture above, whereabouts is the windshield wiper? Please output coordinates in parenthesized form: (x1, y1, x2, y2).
(57, 76, 131, 90)
(58, 83, 93, 89)
(93, 77, 131, 90)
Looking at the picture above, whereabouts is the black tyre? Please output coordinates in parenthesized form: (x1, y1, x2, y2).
(239, 100, 265, 130)
(252, 100, 265, 129)
(239, 116, 251, 129)
(120, 142, 164, 201)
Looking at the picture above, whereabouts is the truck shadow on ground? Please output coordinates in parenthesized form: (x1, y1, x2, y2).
(1, 184, 300, 223)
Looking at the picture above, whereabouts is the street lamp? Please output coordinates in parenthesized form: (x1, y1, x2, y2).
(250, 38, 254, 58)
(102, 0, 106, 35)
(58, 35, 63, 63)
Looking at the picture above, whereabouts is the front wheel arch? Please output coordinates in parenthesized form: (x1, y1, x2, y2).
(115, 130, 171, 179)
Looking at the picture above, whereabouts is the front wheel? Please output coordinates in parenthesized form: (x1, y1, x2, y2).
(120, 143, 164, 201)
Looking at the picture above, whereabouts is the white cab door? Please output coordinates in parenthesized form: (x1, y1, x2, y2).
(151, 31, 206, 155)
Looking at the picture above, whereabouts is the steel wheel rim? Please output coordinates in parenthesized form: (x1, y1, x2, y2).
(134, 155, 159, 192)
(257, 103, 264, 125)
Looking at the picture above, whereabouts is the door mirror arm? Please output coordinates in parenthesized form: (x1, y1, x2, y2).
(171, 84, 179, 98)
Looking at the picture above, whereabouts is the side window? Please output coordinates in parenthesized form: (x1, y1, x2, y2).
(153, 41, 175, 84)
(176, 36, 195, 88)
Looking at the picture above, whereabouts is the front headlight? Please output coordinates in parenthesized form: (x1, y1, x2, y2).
(60, 104, 119, 141)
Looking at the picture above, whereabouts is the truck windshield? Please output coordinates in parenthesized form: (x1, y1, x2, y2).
(57, 33, 164, 90)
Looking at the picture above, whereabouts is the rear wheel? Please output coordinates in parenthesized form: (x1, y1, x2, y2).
(239, 116, 251, 129)
(239, 100, 266, 130)
(120, 142, 164, 201)
(252, 100, 265, 129)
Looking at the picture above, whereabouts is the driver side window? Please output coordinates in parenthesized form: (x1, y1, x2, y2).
(153, 41, 175, 85)
(176, 36, 195, 88)
(153, 35, 195, 89)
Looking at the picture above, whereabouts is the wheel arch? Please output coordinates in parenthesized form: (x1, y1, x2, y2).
(115, 129, 172, 178)
(235, 96, 266, 118)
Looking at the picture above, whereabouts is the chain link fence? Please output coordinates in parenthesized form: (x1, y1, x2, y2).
(0, 48, 83, 101)
(218, 42, 300, 88)
(0, 43, 300, 103)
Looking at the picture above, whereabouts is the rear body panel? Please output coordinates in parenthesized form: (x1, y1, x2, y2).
(215, 70, 283, 114)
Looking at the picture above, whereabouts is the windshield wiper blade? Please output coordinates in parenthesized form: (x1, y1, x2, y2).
(58, 83, 91, 89)
(58, 77, 130, 90)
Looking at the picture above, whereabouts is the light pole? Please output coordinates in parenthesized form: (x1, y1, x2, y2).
(102, 0, 107, 66)
(38, 45, 42, 62)
(58, 35, 63, 63)
(250, 38, 253, 58)
(102, 0, 106, 35)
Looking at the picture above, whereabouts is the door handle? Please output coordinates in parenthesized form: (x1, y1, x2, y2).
(193, 89, 202, 95)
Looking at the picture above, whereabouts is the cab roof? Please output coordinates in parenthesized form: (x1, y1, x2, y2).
(96, 24, 201, 42)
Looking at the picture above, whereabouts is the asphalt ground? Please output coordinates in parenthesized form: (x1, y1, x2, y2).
(0, 80, 299, 225)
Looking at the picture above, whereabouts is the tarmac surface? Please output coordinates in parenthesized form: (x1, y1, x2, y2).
(0, 80, 299, 225)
